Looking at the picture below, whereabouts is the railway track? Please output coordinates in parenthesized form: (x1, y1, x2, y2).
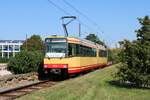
(0, 80, 56, 100)
(0, 63, 112, 100)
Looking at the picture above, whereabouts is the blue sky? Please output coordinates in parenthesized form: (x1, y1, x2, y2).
(0, 0, 150, 47)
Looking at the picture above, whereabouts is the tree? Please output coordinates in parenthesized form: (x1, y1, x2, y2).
(21, 35, 44, 53)
(116, 16, 150, 87)
(85, 34, 105, 46)
(8, 35, 45, 74)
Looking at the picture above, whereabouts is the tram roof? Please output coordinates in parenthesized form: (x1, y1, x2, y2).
(46, 35, 106, 50)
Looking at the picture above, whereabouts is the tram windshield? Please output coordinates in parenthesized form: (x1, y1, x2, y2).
(45, 38, 67, 58)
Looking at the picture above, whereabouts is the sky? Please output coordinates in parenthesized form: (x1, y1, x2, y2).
(0, 0, 150, 47)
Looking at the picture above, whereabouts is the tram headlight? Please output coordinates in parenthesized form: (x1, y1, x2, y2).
(63, 65, 67, 68)
(44, 65, 48, 68)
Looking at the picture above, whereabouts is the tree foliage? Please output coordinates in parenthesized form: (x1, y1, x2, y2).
(21, 35, 44, 53)
(85, 34, 105, 46)
(8, 35, 45, 74)
(116, 16, 150, 87)
(7, 51, 43, 74)
(108, 48, 121, 64)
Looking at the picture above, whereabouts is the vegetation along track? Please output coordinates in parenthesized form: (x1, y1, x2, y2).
(0, 80, 56, 100)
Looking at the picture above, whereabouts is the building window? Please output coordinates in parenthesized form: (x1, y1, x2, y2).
(3, 45, 8, 51)
(3, 52, 8, 58)
(9, 52, 13, 58)
(9, 45, 13, 51)
(14, 45, 19, 51)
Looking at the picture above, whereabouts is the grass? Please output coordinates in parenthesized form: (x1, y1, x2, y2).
(17, 65, 150, 100)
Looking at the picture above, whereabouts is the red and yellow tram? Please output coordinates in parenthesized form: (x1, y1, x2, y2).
(42, 35, 108, 78)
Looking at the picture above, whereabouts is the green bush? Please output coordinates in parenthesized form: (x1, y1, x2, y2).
(7, 51, 44, 74)
(0, 57, 9, 63)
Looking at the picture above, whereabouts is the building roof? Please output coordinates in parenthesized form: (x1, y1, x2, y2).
(0, 40, 24, 43)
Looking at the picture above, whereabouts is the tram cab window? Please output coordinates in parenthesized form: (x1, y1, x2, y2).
(45, 38, 67, 55)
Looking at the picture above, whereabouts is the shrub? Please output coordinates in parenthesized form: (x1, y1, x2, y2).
(7, 51, 44, 74)
(0, 57, 9, 63)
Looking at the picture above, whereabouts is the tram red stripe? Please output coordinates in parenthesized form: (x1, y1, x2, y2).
(68, 64, 106, 74)
(44, 63, 106, 74)
(69, 64, 102, 69)
(44, 64, 68, 68)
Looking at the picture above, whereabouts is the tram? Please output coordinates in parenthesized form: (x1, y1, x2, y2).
(40, 35, 108, 78)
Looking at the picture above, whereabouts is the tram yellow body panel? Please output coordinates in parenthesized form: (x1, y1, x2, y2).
(44, 57, 107, 73)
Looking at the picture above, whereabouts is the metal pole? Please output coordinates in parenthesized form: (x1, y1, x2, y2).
(78, 23, 81, 37)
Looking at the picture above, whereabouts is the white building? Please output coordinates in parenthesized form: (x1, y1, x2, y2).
(0, 40, 24, 58)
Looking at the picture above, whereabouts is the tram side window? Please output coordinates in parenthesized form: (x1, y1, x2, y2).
(68, 44, 74, 56)
(99, 50, 107, 57)
(68, 43, 79, 56)
(78, 45, 96, 57)
(68, 43, 96, 57)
